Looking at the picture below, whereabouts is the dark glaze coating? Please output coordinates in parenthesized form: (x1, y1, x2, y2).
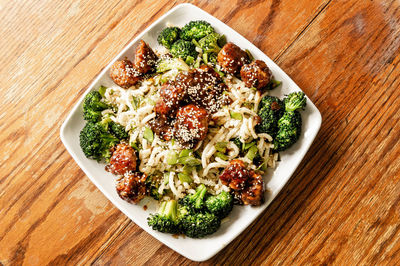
(109, 59, 141, 88)
(217, 42, 249, 75)
(219, 159, 264, 206)
(106, 143, 137, 175)
(240, 60, 272, 90)
(116, 172, 147, 204)
(174, 104, 209, 148)
(134, 40, 158, 74)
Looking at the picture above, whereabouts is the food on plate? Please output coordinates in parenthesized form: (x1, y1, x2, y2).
(78, 19, 307, 238)
(240, 60, 272, 90)
(217, 42, 249, 75)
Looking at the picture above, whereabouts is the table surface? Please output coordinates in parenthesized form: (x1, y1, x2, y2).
(1, 0, 400, 265)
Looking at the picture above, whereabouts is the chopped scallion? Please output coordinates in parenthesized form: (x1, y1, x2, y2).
(143, 127, 154, 143)
(230, 111, 243, 120)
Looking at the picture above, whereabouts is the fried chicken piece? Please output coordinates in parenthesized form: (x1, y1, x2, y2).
(217, 43, 249, 75)
(109, 59, 141, 88)
(106, 143, 137, 175)
(116, 172, 147, 204)
(134, 40, 158, 74)
(240, 60, 272, 90)
(219, 159, 264, 206)
(174, 104, 209, 148)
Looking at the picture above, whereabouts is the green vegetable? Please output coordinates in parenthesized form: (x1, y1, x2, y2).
(198, 32, 221, 54)
(179, 184, 207, 211)
(230, 111, 243, 120)
(215, 152, 228, 160)
(143, 127, 154, 143)
(98, 85, 107, 97)
(131, 95, 143, 110)
(205, 191, 233, 218)
(179, 149, 192, 158)
(83, 90, 109, 122)
(245, 49, 254, 61)
(146, 176, 162, 200)
(217, 34, 227, 47)
(147, 200, 180, 234)
(215, 142, 228, 153)
(244, 141, 256, 150)
(178, 173, 193, 184)
(255, 95, 285, 137)
(177, 156, 201, 166)
(268, 79, 282, 90)
(157, 27, 181, 48)
(180, 20, 215, 41)
(214, 67, 225, 77)
(156, 57, 190, 73)
(180, 211, 221, 238)
(245, 145, 258, 160)
(170, 40, 198, 63)
(273, 92, 306, 152)
(79, 121, 119, 161)
(109, 121, 129, 139)
(167, 151, 178, 165)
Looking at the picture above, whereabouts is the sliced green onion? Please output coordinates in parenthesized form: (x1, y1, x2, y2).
(178, 173, 193, 184)
(214, 68, 225, 77)
(143, 127, 154, 143)
(130, 142, 139, 151)
(230, 111, 243, 120)
(270, 79, 282, 90)
(179, 149, 192, 158)
(246, 145, 258, 160)
(182, 165, 193, 175)
(132, 96, 143, 110)
(250, 87, 257, 91)
(98, 86, 107, 97)
(178, 156, 201, 166)
(244, 141, 256, 150)
(245, 49, 254, 61)
(215, 152, 228, 160)
(163, 172, 170, 185)
(167, 151, 178, 165)
(215, 142, 228, 153)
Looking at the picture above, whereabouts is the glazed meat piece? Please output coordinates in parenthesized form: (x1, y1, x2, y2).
(241, 171, 264, 205)
(148, 116, 174, 141)
(240, 60, 272, 90)
(174, 104, 209, 148)
(134, 40, 158, 74)
(177, 65, 226, 113)
(116, 172, 147, 204)
(154, 82, 188, 117)
(219, 159, 249, 190)
(219, 159, 264, 206)
(217, 43, 249, 75)
(110, 59, 141, 88)
(106, 143, 137, 175)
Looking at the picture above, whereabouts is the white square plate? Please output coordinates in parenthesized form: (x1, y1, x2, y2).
(60, 3, 322, 261)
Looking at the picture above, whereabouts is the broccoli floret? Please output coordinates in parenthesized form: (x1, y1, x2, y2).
(156, 58, 190, 73)
(284, 91, 307, 111)
(145, 176, 162, 200)
(83, 91, 109, 122)
(198, 32, 221, 54)
(79, 121, 119, 161)
(255, 96, 284, 137)
(109, 121, 129, 139)
(147, 200, 180, 234)
(180, 212, 221, 238)
(205, 191, 233, 218)
(157, 27, 181, 49)
(273, 92, 307, 152)
(170, 40, 198, 63)
(180, 20, 215, 41)
(273, 111, 302, 152)
(179, 184, 207, 211)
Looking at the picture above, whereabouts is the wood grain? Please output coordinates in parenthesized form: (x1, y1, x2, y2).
(1, 0, 399, 265)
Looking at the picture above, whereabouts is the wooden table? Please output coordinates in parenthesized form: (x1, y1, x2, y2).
(1, 0, 400, 265)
